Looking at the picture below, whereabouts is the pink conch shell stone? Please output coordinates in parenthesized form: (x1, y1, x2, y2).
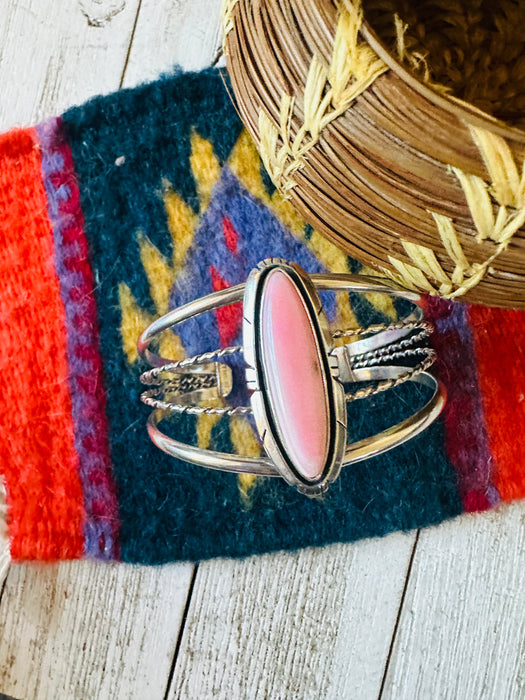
(260, 269, 330, 480)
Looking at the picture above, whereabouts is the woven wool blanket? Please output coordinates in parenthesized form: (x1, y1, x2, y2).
(0, 67, 523, 566)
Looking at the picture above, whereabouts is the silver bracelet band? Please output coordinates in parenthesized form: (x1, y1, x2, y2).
(138, 259, 445, 497)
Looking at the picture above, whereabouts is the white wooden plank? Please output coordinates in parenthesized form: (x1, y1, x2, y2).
(0, 2, 200, 698)
(0, 0, 142, 131)
(0, 560, 194, 700)
(168, 534, 416, 700)
(123, 5, 414, 697)
(381, 501, 525, 699)
(0, 478, 8, 591)
(0, 3, 416, 699)
(121, 0, 223, 88)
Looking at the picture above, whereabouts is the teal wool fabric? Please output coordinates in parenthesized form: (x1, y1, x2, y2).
(61, 68, 462, 564)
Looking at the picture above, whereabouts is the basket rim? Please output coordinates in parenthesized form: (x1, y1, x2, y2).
(361, 20, 525, 144)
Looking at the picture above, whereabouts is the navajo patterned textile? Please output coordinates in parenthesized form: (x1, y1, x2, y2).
(0, 68, 522, 565)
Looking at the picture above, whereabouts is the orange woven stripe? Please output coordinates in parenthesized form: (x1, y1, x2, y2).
(468, 304, 525, 502)
(0, 128, 85, 560)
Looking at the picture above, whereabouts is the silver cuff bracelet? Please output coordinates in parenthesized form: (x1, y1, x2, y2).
(138, 259, 445, 497)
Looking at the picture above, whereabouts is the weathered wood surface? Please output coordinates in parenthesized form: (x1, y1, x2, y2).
(0, 561, 194, 700)
(168, 536, 414, 700)
(0, 1, 214, 698)
(1, 1, 525, 699)
(382, 502, 525, 700)
(0, 0, 141, 131)
(123, 0, 225, 87)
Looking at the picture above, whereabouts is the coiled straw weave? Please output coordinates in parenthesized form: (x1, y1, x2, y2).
(223, 0, 525, 308)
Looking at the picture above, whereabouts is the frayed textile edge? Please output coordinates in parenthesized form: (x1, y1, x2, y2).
(0, 476, 10, 586)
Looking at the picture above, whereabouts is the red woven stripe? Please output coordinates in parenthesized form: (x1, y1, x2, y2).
(210, 263, 243, 347)
(0, 128, 85, 560)
(468, 304, 525, 501)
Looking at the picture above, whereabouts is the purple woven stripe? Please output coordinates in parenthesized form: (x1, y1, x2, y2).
(426, 297, 499, 509)
(37, 117, 120, 559)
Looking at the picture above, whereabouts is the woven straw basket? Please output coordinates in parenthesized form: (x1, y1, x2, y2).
(223, 0, 525, 308)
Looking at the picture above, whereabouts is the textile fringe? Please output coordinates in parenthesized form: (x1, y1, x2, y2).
(258, 0, 387, 196)
(0, 476, 10, 585)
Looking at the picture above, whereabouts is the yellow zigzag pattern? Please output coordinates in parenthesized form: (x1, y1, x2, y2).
(119, 128, 396, 506)
(229, 131, 397, 321)
(119, 131, 220, 495)
(119, 130, 217, 365)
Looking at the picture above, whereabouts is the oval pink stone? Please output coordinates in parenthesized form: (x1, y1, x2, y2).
(260, 269, 330, 480)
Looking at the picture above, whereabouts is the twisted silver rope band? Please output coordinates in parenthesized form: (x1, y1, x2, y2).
(345, 350, 436, 402)
(351, 345, 435, 370)
(140, 393, 252, 417)
(140, 345, 242, 385)
(349, 325, 432, 363)
(140, 322, 436, 416)
(332, 320, 432, 339)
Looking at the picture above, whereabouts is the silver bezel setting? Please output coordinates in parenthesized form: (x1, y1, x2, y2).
(243, 259, 347, 496)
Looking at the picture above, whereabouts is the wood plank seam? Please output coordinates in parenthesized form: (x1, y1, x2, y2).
(119, 0, 144, 88)
(0, 577, 7, 608)
(377, 529, 421, 699)
(164, 563, 199, 700)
